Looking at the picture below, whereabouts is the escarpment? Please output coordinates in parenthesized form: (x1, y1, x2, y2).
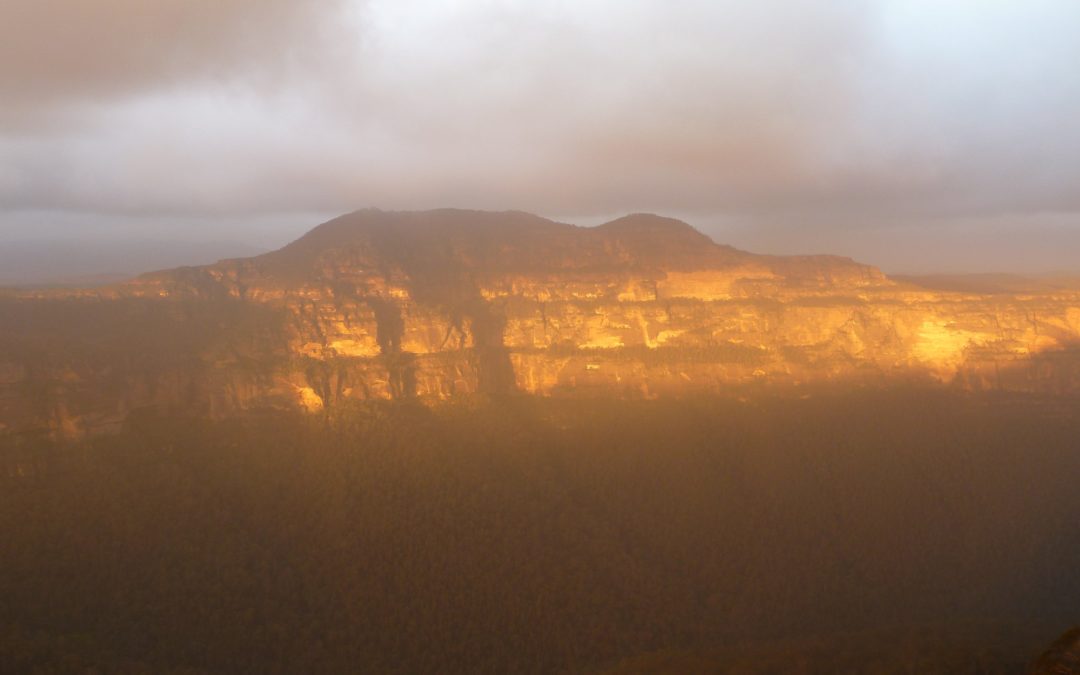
(2, 209, 1079, 439)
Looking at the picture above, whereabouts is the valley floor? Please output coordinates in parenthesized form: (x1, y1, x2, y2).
(2, 389, 1078, 673)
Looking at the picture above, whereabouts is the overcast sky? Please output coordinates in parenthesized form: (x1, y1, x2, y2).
(2, 0, 1078, 273)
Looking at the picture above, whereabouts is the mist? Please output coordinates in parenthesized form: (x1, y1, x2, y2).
(4, 4, 1080, 664)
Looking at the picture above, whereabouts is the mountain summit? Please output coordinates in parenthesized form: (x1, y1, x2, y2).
(138, 209, 885, 296)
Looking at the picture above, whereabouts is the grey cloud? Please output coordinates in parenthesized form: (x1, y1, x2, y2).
(0, 0, 1078, 273)
(0, 0, 345, 126)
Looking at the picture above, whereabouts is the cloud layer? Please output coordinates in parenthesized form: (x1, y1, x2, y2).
(1, 0, 1078, 272)
(1, 0, 341, 113)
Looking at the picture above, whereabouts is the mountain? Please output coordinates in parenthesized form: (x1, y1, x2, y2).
(2, 208, 1079, 439)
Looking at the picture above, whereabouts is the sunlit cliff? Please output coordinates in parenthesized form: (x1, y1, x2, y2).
(2, 209, 1079, 438)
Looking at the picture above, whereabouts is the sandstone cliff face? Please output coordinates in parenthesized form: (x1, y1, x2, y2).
(2, 209, 1078, 439)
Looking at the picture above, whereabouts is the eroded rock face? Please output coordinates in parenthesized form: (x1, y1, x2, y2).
(2, 209, 1079, 439)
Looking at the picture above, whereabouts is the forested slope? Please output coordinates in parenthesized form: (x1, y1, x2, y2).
(3, 390, 1078, 673)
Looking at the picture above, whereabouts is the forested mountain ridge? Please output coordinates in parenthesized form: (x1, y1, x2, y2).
(2, 209, 1079, 439)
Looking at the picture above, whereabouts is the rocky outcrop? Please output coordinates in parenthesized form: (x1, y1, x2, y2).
(2, 209, 1078, 439)
(1029, 627, 1080, 674)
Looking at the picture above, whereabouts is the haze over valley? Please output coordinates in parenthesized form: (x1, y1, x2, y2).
(2, 1, 1079, 673)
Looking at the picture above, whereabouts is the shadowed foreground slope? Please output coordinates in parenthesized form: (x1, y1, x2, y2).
(2, 391, 1078, 673)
